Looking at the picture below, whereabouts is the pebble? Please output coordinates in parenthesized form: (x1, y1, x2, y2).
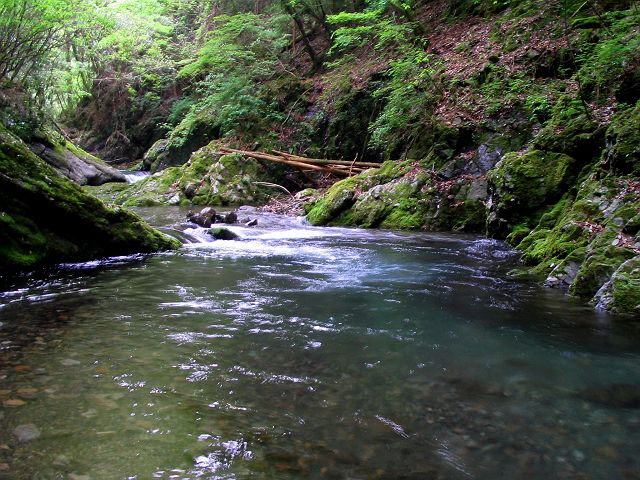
(16, 388, 38, 399)
(60, 359, 81, 366)
(2, 399, 26, 407)
(13, 424, 40, 443)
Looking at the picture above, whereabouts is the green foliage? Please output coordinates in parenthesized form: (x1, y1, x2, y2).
(178, 13, 289, 78)
(368, 50, 441, 155)
(328, 10, 412, 53)
(575, 8, 640, 102)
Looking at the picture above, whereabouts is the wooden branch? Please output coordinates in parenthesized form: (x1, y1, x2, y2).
(219, 147, 352, 177)
(271, 150, 381, 168)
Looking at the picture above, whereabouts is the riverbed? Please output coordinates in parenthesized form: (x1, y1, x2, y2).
(1, 207, 639, 479)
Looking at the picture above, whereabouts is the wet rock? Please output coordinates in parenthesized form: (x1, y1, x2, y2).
(209, 227, 239, 240)
(245, 218, 258, 227)
(16, 388, 38, 399)
(223, 212, 238, 224)
(576, 383, 640, 408)
(187, 207, 217, 228)
(476, 144, 503, 172)
(13, 424, 40, 443)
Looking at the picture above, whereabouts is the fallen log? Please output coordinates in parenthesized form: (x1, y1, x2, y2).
(219, 147, 353, 177)
(271, 150, 381, 168)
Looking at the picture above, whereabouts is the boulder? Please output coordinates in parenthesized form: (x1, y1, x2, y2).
(187, 207, 217, 228)
(209, 227, 239, 240)
(28, 130, 126, 186)
(0, 127, 179, 271)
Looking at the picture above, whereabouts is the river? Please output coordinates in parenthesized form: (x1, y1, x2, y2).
(1, 207, 639, 479)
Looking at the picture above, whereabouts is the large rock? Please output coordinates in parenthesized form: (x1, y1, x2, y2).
(305, 160, 487, 232)
(512, 174, 640, 315)
(486, 150, 579, 238)
(0, 127, 179, 271)
(89, 142, 278, 207)
(28, 128, 125, 186)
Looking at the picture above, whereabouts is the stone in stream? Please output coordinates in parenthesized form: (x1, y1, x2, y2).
(576, 383, 640, 408)
(13, 424, 40, 443)
(223, 211, 238, 224)
(60, 358, 81, 366)
(209, 227, 239, 240)
(187, 207, 217, 228)
(245, 218, 258, 227)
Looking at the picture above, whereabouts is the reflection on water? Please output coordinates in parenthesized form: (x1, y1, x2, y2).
(1, 207, 640, 479)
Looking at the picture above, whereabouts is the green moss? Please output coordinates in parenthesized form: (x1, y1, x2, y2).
(606, 258, 640, 314)
(487, 150, 578, 236)
(506, 224, 531, 246)
(89, 145, 275, 208)
(0, 127, 179, 271)
(570, 247, 635, 298)
(532, 113, 603, 161)
(605, 104, 640, 176)
(379, 208, 424, 229)
(306, 176, 360, 226)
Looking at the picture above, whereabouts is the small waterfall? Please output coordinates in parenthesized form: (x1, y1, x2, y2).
(121, 171, 151, 183)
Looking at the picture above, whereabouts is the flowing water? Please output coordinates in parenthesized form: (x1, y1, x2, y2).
(1, 207, 640, 480)
(121, 171, 151, 183)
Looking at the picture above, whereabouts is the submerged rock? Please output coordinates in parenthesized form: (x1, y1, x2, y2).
(576, 383, 640, 408)
(0, 127, 180, 271)
(13, 424, 40, 442)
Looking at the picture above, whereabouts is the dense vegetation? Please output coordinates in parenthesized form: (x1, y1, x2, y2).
(0, 0, 638, 312)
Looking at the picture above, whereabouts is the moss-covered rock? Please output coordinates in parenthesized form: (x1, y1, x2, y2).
(28, 127, 125, 186)
(532, 113, 604, 161)
(594, 257, 640, 314)
(1, 88, 124, 186)
(513, 173, 640, 314)
(305, 159, 488, 233)
(604, 104, 640, 176)
(486, 150, 579, 237)
(89, 141, 277, 207)
(0, 128, 179, 271)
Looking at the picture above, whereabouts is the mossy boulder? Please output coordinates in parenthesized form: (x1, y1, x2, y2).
(27, 127, 125, 186)
(487, 150, 578, 237)
(532, 114, 604, 161)
(306, 160, 488, 233)
(513, 174, 640, 314)
(0, 128, 179, 271)
(604, 104, 640, 176)
(594, 257, 640, 314)
(89, 142, 275, 207)
(1, 89, 123, 186)
(143, 112, 221, 172)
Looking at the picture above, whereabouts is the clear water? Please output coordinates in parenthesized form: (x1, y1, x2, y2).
(1, 207, 640, 480)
